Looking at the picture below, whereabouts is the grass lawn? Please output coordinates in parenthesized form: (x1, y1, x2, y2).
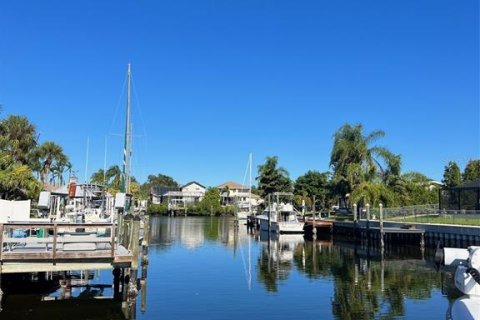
(390, 215, 480, 226)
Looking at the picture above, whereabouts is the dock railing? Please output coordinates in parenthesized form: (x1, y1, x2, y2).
(0, 222, 117, 263)
(365, 204, 480, 226)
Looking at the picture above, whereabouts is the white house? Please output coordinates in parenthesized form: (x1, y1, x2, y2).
(152, 181, 206, 211)
(180, 181, 206, 204)
(217, 181, 261, 208)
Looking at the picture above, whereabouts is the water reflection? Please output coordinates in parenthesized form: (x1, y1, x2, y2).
(5, 217, 465, 319)
(258, 233, 449, 319)
(0, 270, 126, 319)
(256, 232, 304, 292)
(150, 216, 250, 251)
(149, 216, 462, 319)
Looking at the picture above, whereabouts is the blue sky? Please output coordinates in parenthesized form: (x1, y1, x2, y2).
(0, 0, 478, 187)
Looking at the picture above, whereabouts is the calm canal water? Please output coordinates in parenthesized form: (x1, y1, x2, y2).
(1, 216, 465, 319)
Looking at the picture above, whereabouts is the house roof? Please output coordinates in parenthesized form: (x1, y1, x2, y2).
(217, 181, 248, 190)
(181, 181, 206, 189)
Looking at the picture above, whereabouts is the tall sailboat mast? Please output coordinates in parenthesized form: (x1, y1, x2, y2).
(249, 153, 252, 213)
(121, 63, 132, 194)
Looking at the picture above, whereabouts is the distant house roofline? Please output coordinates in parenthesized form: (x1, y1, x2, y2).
(181, 181, 206, 189)
(217, 181, 249, 190)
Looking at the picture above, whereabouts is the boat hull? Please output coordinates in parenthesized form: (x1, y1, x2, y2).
(278, 222, 304, 234)
(259, 218, 279, 233)
(236, 211, 248, 220)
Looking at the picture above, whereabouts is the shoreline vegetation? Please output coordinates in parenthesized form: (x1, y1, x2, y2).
(1, 110, 479, 218)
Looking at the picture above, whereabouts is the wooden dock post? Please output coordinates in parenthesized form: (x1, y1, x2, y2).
(123, 213, 133, 249)
(142, 214, 150, 258)
(113, 267, 121, 299)
(276, 193, 280, 223)
(312, 195, 317, 236)
(130, 214, 141, 278)
(353, 203, 357, 238)
(0, 224, 4, 263)
(366, 203, 370, 242)
(140, 214, 149, 314)
(379, 203, 384, 250)
(268, 194, 271, 232)
(312, 195, 316, 221)
(125, 213, 141, 320)
(141, 274, 147, 314)
(0, 263, 2, 310)
(52, 223, 58, 265)
(117, 211, 124, 249)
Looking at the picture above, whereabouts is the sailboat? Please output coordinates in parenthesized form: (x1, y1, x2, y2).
(37, 66, 135, 224)
(114, 63, 134, 213)
(87, 63, 134, 221)
(236, 153, 253, 220)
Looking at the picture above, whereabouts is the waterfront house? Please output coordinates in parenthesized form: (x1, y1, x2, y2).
(218, 181, 249, 205)
(151, 186, 179, 204)
(151, 181, 206, 211)
(217, 181, 261, 209)
(180, 181, 206, 204)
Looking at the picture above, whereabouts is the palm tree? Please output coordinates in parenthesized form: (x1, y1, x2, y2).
(0, 115, 38, 166)
(64, 161, 73, 182)
(106, 165, 122, 190)
(256, 156, 292, 198)
(330, 123, 397, 206)
(36, 141, 68, 185)
(90, 169, 106, 185)
(50, 156, 70, 186)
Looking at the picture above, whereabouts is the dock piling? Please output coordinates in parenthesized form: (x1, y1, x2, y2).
(379, 204, 384, 249)
(366, 203, 370, 242)
(353, 203, 357, 238)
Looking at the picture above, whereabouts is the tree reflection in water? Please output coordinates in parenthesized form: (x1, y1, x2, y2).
(148, 217, 462, 319)
(256, 234, 449, 319)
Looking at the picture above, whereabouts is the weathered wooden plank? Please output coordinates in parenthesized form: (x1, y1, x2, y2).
(6, 223, 113, 228)
(2, 236, 112, 244)
(52, 223, 58, 261)
(3, 237, 51, 243)
(61, 237, 112, 243)
(110, 222, 115, 258)
(2, 252, 57, 260)
(0, 223, 4, 261)
(1, 262, 115, 273)
(114, 255, 134, 264)
(1, 251, 115, 261)
(56, 251, 113, 259)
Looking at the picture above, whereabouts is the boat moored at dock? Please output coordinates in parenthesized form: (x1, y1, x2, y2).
(255, 193, 304, 234)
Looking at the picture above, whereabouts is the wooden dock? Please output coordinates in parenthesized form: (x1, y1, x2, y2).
(303, 219, 333, 234)
(0, 222, 133, 273)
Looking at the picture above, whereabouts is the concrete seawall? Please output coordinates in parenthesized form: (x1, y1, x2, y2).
(332, 220, 480, 247)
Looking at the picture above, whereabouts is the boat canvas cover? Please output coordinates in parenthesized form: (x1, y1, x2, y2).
(0, 199, 31, 223)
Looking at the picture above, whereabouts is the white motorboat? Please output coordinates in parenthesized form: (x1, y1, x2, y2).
(437, 245, 480, 320)
(258, 193, 304, 234)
